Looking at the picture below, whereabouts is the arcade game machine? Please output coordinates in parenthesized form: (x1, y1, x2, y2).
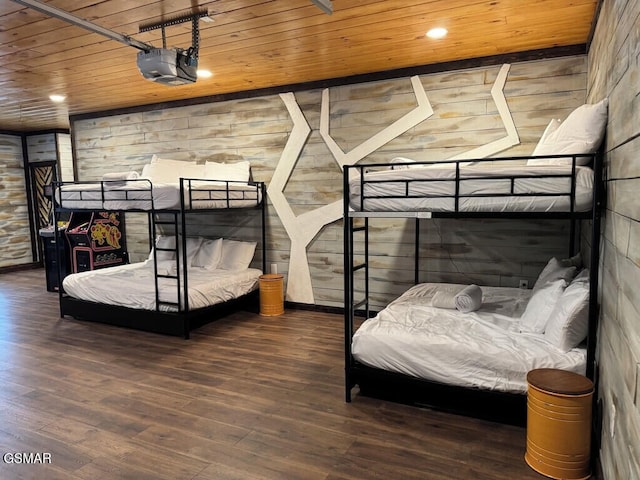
(65, 211, 128, 273)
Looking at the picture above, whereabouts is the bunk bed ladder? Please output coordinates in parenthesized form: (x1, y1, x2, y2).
(151, 211, 183, 319)
(344, 166, 370, 402)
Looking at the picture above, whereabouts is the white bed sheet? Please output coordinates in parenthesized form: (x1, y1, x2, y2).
(62, 260, 261, 311)
(349, 164, 593, 213)
(56, 180, 262, 210)
(351, 283, 586, 393)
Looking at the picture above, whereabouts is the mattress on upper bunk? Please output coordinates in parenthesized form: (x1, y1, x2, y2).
(348, 164, 593, 213)
(62, 260, 261, 311)
(55, 180, 262, 211)
(351, 282, 586, 394)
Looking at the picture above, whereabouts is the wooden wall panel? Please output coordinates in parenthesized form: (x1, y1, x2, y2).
(0, 134, 32, 268)
(57, 133, 74, 182)
(587, 0, 640, 477)
(72, 55, 588, 308)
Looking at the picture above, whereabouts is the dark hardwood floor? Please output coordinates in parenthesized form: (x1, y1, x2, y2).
(0, 269, 548, 480)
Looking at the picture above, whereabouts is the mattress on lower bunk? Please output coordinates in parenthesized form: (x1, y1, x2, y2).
(56, 180, 262, 210)
(351, 283, 587, 394)
(349, 164, 593, 213)
(62, 260, 261, 311)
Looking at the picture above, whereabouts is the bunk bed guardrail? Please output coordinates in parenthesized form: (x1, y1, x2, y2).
(343, 151, 604, 424)
(52, 177, 267, 338)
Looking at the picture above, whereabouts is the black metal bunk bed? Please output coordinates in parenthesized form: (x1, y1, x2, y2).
(343, 153, 604, 424)
(53, 177, 267, 339)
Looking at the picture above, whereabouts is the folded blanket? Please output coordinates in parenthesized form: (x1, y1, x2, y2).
(102, 171, 139, 181)
(431, 290, 458, 309)
(454, 284, 483, 313)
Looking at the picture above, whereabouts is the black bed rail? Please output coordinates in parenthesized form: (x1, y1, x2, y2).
(54, 177, 265, 213)
(345, 153, 596, 217)
(53, 179, 156, 212)
(55, 176, 268, 339)
(181, 178, 264, 210)
(343, 150, 604, 405)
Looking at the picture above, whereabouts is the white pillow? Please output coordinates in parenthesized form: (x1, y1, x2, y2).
(141, 162, 180, 184)
(179, 163, 206, 180)
(185, 237, 203, 265)
(144, 157, 204, 183)
(533, 257, 577, 292)
(544, 281, 590, 352)
(204, 161, 251, 182)
(151, 235, 176, 260)
(560, 253, 583, 269)
(571, 268, 590, 284)
(151, 155, 191, 167)
(218, 239, 257, 270)
(527, 99, 608, 166)
(519, 279, 567, 334)
(192, 238, 223, 269)
(149, 236, 201, 266)
(529, 118, 562, 158)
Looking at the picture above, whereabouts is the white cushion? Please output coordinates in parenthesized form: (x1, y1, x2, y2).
(527, 99, 608, 166)
(560, 253, 583, 269)
(192, 238, 223, 269)
(151, 235, 176, 260)
(151, 155, 190, 167)
(519, 279, 567, 334)
(571, 268, 590, 284)
(179, 163, 206, 180)
(218, 239, 257, 270)
(204, 161, 251, 182)
(141, 162, 180, 184)
(532, 257, 577, 292)
(149, 235, 201, 266)
(183, 237, 203, 266)
(143, 157, 204, 183)
(544, 281, 590, 352)
(530, 119, 562, 158)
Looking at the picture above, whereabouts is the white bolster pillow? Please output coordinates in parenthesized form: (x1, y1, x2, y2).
(454, 284, 483, 313)
(431, 290, 458, 309)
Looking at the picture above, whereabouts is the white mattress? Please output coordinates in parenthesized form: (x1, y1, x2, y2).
(56, 180, 262, 211)
(351, 283, 586, 393)
(62, 260, 261, 311)
(349, 164, 593, 213)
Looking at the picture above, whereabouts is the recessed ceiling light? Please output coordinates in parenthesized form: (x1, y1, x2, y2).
(197, 69, 213, 78)
(426, 27, 448, 39)
(49, 94, 66, 102)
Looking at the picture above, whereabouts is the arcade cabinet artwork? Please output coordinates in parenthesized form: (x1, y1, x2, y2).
(65, 211, 128, 273)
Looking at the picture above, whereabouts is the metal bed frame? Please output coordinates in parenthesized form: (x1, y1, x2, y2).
(343, 153, 604, 424)
(53, 177, 267, 339)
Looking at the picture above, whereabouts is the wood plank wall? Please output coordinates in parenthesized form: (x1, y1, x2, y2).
(588, 1, 640, 478)
(58, 133, 73, 182)
(26, 132, 73, 179)
(0, 134, 31, 268)
(72, 56, 588, 308)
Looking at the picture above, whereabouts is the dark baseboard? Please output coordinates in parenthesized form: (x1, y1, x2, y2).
(0, 262, 42, 275)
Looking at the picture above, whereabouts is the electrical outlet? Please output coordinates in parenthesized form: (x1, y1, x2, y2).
(610, 403, 616, 438)
(519, 279, 529, 289)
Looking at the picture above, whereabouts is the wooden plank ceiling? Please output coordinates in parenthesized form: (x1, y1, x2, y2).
(0, 0, 598, 132)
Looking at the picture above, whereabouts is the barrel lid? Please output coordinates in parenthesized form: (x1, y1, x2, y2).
(259, 273, 283, 280)
(527, 368, 593, 395)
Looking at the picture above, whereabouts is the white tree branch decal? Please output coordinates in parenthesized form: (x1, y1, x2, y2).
(270, 77, 433, 303)
(449, 64, 519, 160)
(321, 76, 434, 169)
(271, 65, 518, 303)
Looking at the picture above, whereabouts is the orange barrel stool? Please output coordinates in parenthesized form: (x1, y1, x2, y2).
(525, 368, 594, 480)
(259, 273, 284, 316)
